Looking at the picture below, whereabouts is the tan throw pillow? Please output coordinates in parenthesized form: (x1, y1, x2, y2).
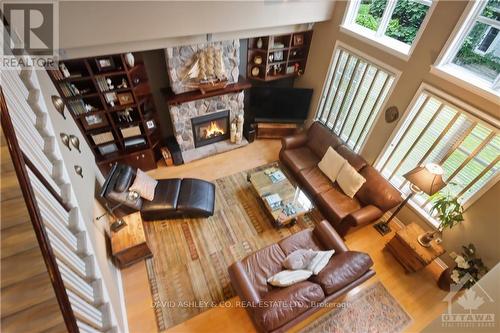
(337, 163, 366, 198)
(267, 270, 313, 287)
(307, 250, 335, 275)
(318, 147, 346, 183)
(282, 249, 317, 270)
(129, 169, 158, 201)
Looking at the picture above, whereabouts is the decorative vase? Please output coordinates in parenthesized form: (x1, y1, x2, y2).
(125, 52, 135, 68)
(256, 38, 263, 49)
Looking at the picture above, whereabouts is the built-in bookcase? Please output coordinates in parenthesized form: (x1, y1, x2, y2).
(48, 53, 161, 173)
(247, 30, 313, 81)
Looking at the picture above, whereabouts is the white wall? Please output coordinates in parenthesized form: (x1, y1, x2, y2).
(58, 1, 335, 57)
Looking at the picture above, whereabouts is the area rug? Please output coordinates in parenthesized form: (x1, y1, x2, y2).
(299, 282, 412, 333)
(144, 163, 324, 331)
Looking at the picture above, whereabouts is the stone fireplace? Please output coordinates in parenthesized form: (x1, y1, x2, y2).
(191, 110, 230, 148)
(165, 40, 248, 163)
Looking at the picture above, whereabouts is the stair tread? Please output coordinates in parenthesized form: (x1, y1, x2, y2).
(1, 298, 65, 333)
(1, 222, 38, 259)
(0, 197, 30, 230)
(1, 272, 57, 317)
(0, 170, 23, 201)
(1, 247, 48, 288)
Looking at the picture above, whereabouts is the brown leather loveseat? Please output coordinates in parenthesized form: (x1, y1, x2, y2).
(280, 121, 402, 236)
(228, 220, 375, 333)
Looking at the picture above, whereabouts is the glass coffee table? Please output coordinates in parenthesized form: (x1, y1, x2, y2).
(247, 163, 314, 228)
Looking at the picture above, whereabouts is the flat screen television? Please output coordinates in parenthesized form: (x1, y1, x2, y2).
(250, 87, 313, 123)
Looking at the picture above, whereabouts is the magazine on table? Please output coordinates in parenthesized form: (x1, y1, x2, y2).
(264, 193, 282, 211)
(264, 167, 286, 183)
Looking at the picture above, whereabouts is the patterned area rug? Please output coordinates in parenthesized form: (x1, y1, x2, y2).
(144, 163, 324, 331)
(299, 282, 412, 333)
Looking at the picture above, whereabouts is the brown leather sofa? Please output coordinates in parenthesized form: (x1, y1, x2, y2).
(280, 121, 402, 236)
(228, 220, 375, 333)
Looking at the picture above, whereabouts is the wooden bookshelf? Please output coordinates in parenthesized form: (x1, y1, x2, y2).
(247, 30, 313, 81)
(47, 53, 161, 174)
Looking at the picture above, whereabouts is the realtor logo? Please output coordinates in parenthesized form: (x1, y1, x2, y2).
(1, 1, 58, 69)
(441, 273, 495, 329)
(2, 2, 54, 55)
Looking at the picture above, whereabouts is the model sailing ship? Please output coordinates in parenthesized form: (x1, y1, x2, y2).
(182, 46, 228, 94)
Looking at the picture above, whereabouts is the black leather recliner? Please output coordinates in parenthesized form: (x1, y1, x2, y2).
(100, 163, 216, 221)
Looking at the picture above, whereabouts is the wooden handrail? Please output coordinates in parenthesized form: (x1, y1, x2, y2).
(0, 87, 79, 332)
(23, 155, 72, 212)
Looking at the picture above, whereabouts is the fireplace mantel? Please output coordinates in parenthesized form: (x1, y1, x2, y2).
(163, 79, 251, 106)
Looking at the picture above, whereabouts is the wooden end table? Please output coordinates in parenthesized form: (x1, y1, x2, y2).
(111, 212, 152, 268)
(385, 222, 445, 273)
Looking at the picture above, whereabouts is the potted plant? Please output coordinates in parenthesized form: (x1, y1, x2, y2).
(417, 192, 464, 247)
(449, 244, 488, 289)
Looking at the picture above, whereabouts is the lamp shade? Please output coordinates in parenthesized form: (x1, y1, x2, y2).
(403, 163, 446, 196)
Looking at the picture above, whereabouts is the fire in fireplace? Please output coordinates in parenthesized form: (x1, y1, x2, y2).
(191, 110, 230, 148)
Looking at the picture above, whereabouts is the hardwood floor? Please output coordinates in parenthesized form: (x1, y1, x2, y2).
(121, 139, 447, 333)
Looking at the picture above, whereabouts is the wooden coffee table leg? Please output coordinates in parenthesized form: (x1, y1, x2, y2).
(287, 218, 297, 227)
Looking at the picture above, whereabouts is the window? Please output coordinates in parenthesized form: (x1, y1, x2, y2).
(376, 86, 499, 226)
(436, 0, 500, 97)
(342, 0, 433, 57)
(316, 45, 396, 152)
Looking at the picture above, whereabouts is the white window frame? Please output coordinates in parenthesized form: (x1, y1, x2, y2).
(433, 0, 500, 101)
(315, 41, 401, 153)
(374, 82, 500, 228)
(341, 0, 436, 60)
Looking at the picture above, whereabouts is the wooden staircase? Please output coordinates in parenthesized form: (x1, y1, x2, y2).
(1, 63, 120, 331)
(1, 128, 66, 333)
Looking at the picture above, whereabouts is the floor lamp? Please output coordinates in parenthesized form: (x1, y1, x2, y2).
(374, 163, 446, 236)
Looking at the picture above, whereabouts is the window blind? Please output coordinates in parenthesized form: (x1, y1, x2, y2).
(376, 88, 499, 213)
(316, 47, 395, 152)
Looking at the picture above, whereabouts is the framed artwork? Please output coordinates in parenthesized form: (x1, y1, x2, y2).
(104, 92, 118, 107)
(117, 92, 134, 105)
(82, 113, 108, 130)
(95, 57, 116, 72)
(293, 34, 304, 46)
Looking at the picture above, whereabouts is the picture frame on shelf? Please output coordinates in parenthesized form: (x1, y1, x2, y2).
(293, 34, 304, 46)
(105, 92, 118, 107)
(95, 57, 116, 72)
(117, 92, 134, 105)
(82, 114, 108, 130)
(274, 51, 284, 61)
(146, 120, 156, 129)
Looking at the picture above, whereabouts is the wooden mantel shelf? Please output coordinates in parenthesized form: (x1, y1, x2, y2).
(163, 79, 251, 106)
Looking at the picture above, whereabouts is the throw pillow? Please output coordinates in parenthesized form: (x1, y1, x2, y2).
(129, 169, 158, 201)
(307, 250, 335, 275)
(267, 270, 313, 287)
(318, 147, 346, 183)
(282, 249, 317, 270)
(336, 163, 366, 198)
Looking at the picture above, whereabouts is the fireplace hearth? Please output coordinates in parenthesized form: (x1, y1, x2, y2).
(191, 110, 230, 148)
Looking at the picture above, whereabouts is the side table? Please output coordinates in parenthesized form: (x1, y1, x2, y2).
(385, 222, 445, 273)
(111, 212, 152, 268)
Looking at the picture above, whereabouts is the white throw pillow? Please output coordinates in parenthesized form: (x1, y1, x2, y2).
(267, 270, 313, 287)
(318, 147, 346, 183)
(129, 169, 158, 201)
(336, 163, 366, 198)
(282, 249, 317, 270)
(307, 250, 335, 275)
